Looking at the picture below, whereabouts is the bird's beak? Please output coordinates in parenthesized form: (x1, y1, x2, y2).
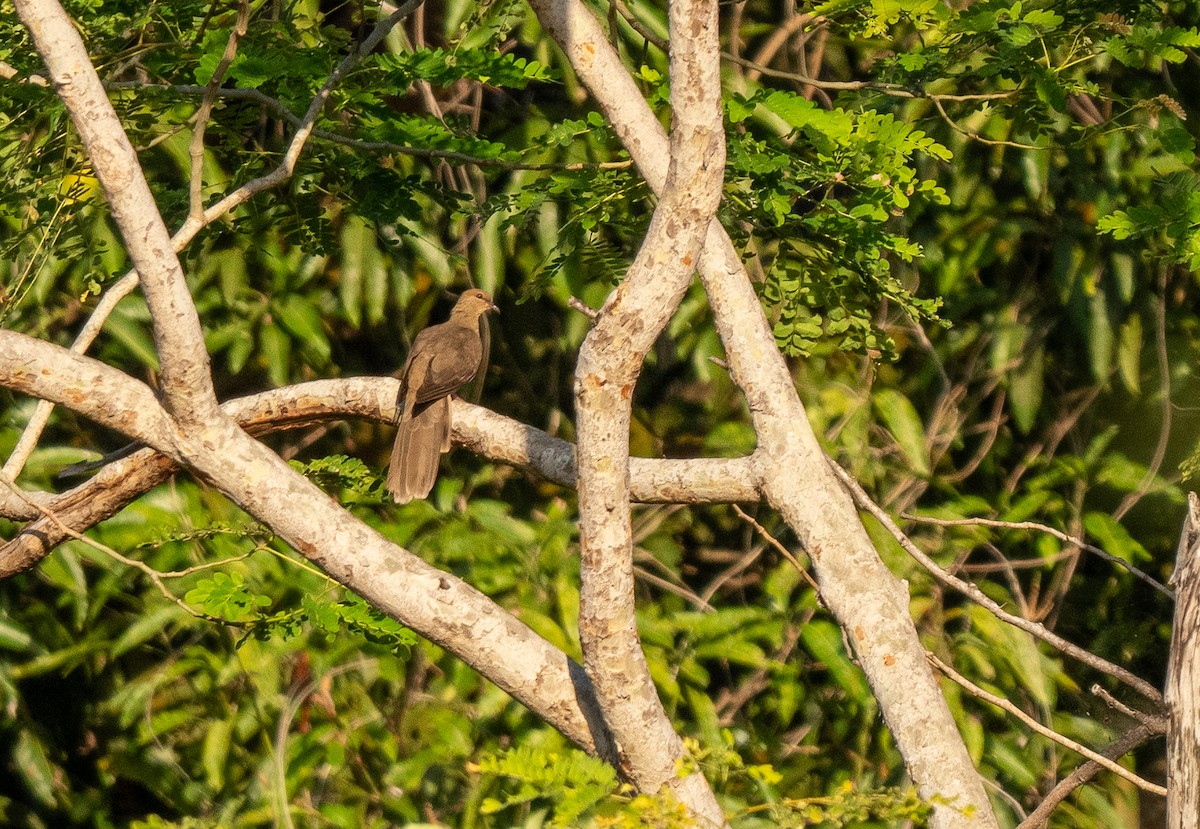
(488, 301, 500, 315)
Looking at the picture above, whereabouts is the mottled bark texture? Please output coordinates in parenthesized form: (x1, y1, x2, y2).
(571, 0, 728, 824)
(1168, 492, 1200, 829)
(526, 0, 1000, 825)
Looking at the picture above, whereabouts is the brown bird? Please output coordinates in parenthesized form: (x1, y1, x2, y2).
(387, 289, 498, 503)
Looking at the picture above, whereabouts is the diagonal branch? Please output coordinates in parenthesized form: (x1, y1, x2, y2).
(928, 652, 1165, 795)
(1016, 721, 1165, 829)
(835, 461, 1165, 707)
(3, 2, 420, 481)
(0, 329, 619, 763)
(15, 0, 219, 425)
(572, 0, 725, 819)
(12, 0, 627, 769)
(527, 0, 999, 825)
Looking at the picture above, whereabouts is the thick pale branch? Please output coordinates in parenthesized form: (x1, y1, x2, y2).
(12, 1, 625, 760)
(0, 335, 619, 761)
(0, 362, 756, 574)
(0, 331, 175, 456)
(15, 0, 218, 424)
(571, 0, 726, 820)
(1167, 492, 1200, 828)
(4, 2, 417, 479)
(528, 0, 999, 824)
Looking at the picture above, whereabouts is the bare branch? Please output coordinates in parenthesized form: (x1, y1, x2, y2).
(928, 652, 1166, 796)
(830, 460, 1165, 706)
(529, 0, 1002, 824)
(0, 479, 240, 626)
(730, 504, 819, 595)
(188, 0, 251, 221)
(570, 0, 726, 819)
(0, 359, 757, 575)
(904, 513, 1173, 598)
(15, 0, 219, 424)
(1017, 721, 1166, 829)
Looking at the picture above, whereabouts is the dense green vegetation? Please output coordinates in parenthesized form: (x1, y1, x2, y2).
(1, 0, 1198, 826)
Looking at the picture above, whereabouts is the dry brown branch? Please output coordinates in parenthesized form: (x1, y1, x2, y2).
(903, 513, 1172, 598)
(1016, 720, 1165, 829)
(928, 652, 1165, 796)
(830, 460, 1164, 706)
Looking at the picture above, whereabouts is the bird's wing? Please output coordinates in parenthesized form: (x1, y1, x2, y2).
(402, 322, 484, 405)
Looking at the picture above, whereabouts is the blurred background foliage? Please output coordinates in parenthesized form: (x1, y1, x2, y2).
(0, 0, 1197, 825)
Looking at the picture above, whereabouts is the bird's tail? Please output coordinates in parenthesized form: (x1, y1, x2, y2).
(387, 396, 450, 503)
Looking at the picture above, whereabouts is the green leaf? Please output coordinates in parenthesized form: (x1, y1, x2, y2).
(802, 620, 870, 703)
(276, 294, 331, 365)
(1022, 9, 1062, 29)
(112, 605, 188, 657)
(1084, 512, 1151, 564)
(13, 730, 58, 807)
(1117, 314, 1142, 394)
(1008, 343, 1044, 434)
(202, 718, 233, 790)
(0, 614, 33, 652)
(260, 324, 292, 388)
(873, 389, 930, 476)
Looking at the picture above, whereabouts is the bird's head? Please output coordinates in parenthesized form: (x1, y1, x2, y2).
(453, 288, 500, 319)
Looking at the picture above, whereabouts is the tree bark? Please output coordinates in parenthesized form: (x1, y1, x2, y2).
(0, 373, 759, 577)
(526, 0, 999, 825)
(1168, 491, 1200, 829)
(11, 0, 622, 770)
(572, 0, 727, 822)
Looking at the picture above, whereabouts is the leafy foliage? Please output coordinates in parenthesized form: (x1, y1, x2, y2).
(725, 90, 949, 358)
(0, 0, 1195, 826)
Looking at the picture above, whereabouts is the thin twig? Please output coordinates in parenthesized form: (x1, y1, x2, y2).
(903, 513, 1173, 599)
(0, 479, 235, 625)
(1091, 683, 1169, 731)
(721, 51, 1016, 103)
(633, 564, 715, 612)
(274, 659, 375, 829)
(701, 543, 766, 603)
(828, 459, 1165, 706)
(108, 82, 635, 171)
(745, 13, 818, 85)
(568, 296, 600, 320)
(927, 652, 1166, 796)
(731, 504, 820, 596)
(189, 0, 250, 220)
(611, 0, 668, 51)
(1015, 720, 1165, 829)
(715, 623, 803, 724)
(931, 96, 1043, 150)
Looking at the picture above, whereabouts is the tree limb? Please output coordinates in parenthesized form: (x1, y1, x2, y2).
(12, 0, 625, 770)
(0, 353, 758, 576)
(572, 0, 726, 820)
(526, 0, 1001, 825)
